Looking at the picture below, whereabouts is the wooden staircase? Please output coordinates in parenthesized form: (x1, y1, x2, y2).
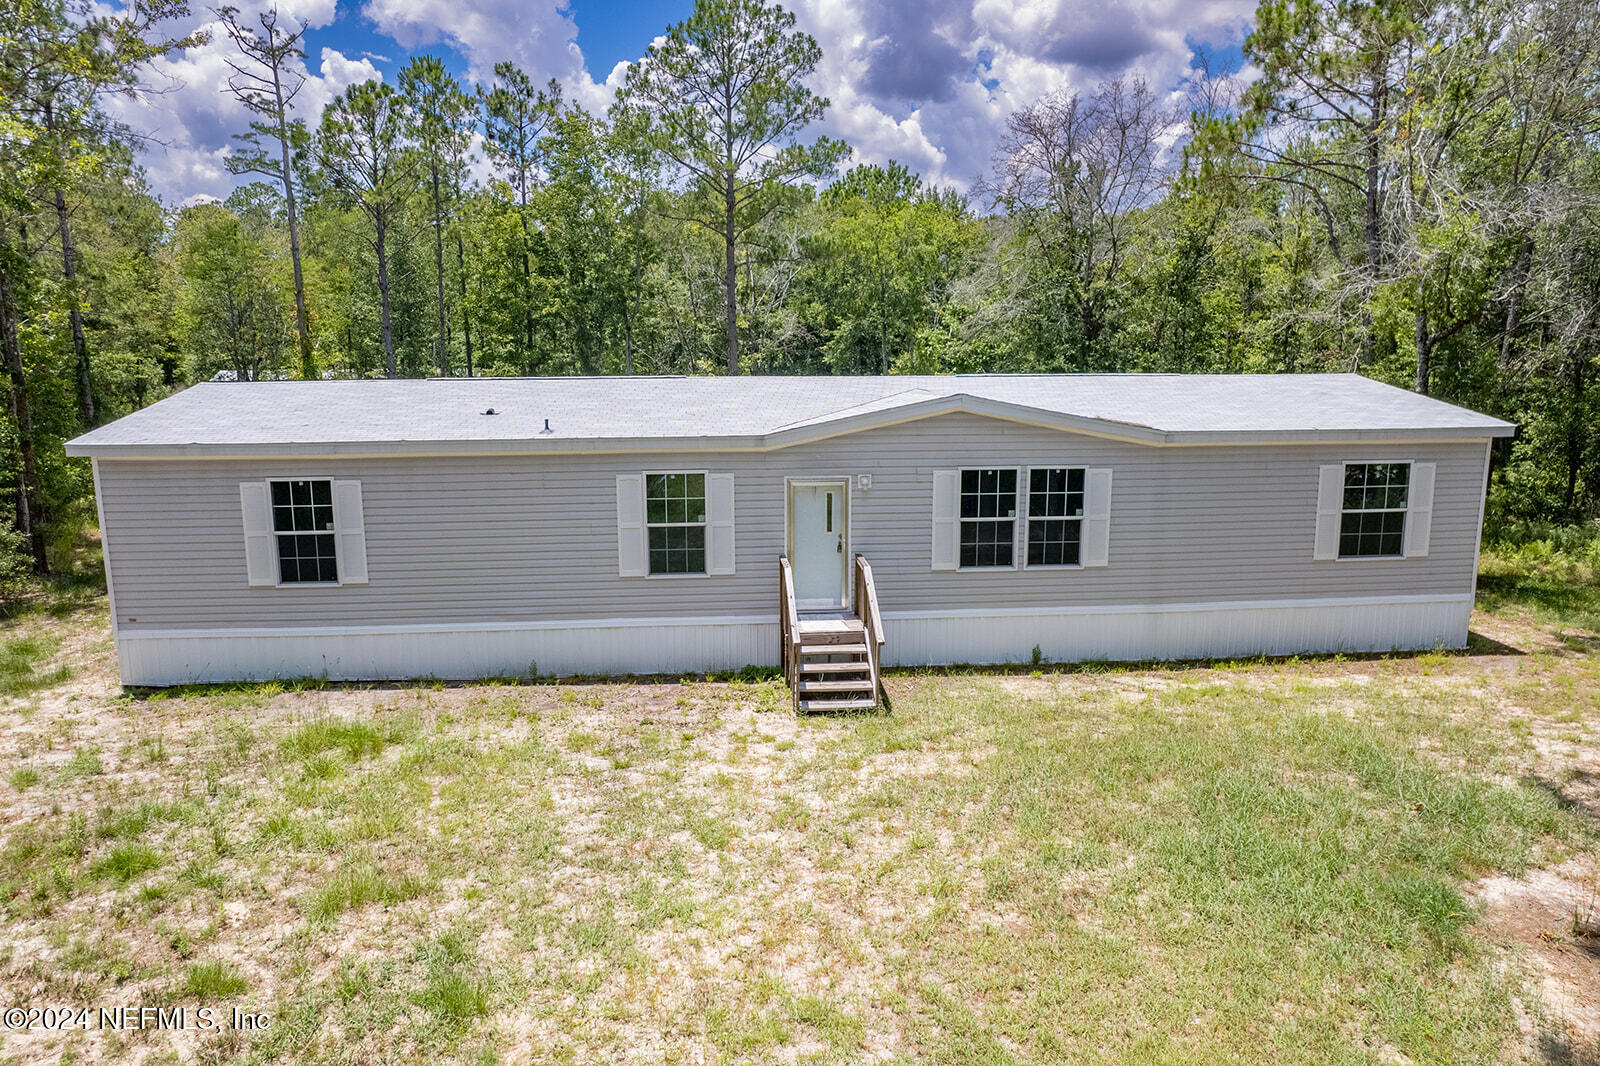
(793, 613, 876, 710)
(779, 555, 886, 712)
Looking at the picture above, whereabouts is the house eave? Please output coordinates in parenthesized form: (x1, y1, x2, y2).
(64, 388, 1517, 458)
(64, 421, 1515, 460)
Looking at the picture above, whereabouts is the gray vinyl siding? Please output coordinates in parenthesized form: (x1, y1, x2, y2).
(95, 412, 1489, 630)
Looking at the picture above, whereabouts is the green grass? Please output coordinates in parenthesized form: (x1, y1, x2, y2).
(1478, 522, 1600, 634)
(413, 970, 490, 1025)
(95, 799, 197, 840)
(88, 843, 162, 884)
(0, 631, 72, 698)
(408, 930, 493, 1030)
(0, 545, 1595, 1063)
(306, 862, 425, 924)
(855, 680, 1589, 1062)
(182, 959, 248, 999)
(280, 718, 394, 762)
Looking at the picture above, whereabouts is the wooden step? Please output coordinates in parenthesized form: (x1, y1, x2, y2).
(799, 697, 879, 711)
(800, 633, 865, 648)
(797, 620, 866, 646)
(797, 679, 875, 694)
(798, 661, 871, 675)
(797, 642, 869, 657)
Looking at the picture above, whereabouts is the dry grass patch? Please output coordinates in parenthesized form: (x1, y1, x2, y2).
(0, 591, 1595, 1064)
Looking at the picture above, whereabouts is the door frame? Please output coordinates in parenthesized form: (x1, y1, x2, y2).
(785, 477, 851, 609)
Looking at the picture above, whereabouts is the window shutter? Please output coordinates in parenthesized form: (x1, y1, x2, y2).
(332, 480, 368, 584)
(930, 469, 958, 571)
(616, 474, 646, 577)
(1313, 464, 1343, 561)
(240, 481, 276, 587)
(1404, 462, 1436, 557)
(1081, 468, 1113, 568)
(706, 473, 735, 575)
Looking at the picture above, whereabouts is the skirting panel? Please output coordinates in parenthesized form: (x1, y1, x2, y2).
(881, 594, 1474, 667)
(117, 617, 779, 686)
(115, 593, 1473, 685)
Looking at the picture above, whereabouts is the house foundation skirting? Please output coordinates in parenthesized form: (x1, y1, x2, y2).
(881, 593, 1472, 667)
(113, 593, 1472, 685)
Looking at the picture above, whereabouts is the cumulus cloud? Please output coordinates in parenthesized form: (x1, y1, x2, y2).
(361, 0, 596, 91)
(108, 0, 381, 203)
(120, 0, 1254, 203)
(791, 0, 1254, 189)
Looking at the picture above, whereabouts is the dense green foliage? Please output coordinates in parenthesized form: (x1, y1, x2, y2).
(2, 0, 1598, 584)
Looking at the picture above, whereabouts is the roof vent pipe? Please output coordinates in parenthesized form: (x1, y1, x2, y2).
(540, 418, 553, 435)
(483, 408, 497, 416)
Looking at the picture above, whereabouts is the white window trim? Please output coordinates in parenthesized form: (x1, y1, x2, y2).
(643, 469, 711, 579)
(267, 476, 344, 588)
(1021, 465, 1088, 571)
(955, 466, 1022, 572)
(1335, 459, 1412, 562)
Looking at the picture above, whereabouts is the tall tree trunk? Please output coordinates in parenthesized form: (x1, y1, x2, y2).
(622, 308, 634, 375)
(1564, 347, 1586, 514)
(42, 99, 94, 426)
(518, 193, 534, 368)
(273, 67, 314, 380)
(431, 164, 449, 377)
(53, 185, 93, 425)
(1499, 232, 1535, 372)
(1414, 305, 1432, 395)
(0, 250, 49, 573)
(1360, 75, 1386, 371)
(878, 272, 889, 375)
(454, 229, 473, 377)
(724, 173, 738, 375)
(375, 217, 396, 378)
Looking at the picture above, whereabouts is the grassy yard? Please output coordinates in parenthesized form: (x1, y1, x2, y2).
(0, 562, 1597, 1064)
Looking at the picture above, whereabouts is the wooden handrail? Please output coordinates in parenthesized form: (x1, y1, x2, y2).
(853, 553, 885, 703)
(778, 555, 801, 706)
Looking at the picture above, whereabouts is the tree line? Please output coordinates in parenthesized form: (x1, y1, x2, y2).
(3, 0, 1598, 583)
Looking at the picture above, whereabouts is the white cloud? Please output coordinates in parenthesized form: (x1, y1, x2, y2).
(361, 0, 596, 90)
(109, 0, 381, 203)
(119, 0, 1255, 203)
(789, 0, 1255, 190)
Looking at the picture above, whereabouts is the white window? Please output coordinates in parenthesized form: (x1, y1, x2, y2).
(1025, 467, 1085, 566)
(646, 472, 706, 575)
(959, 468, 1018, 568)
(1313, 461, 1435, 561)
(240, 478, 368, 587)
(1338, 463, 1409, 558)
(616, 472, 734, 578)
(271, 479, 339, 582)
(932, 466, 1112, 571)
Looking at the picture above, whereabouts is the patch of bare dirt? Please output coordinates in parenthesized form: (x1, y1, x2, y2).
(1470, 608, 1588, 659)
(1470, 855, 1600, 1058)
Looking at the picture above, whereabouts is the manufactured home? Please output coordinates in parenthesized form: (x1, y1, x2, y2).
(66, 374, 1513, 701)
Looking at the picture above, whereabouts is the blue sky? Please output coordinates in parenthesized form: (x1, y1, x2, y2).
(568, 0, 695, 72)
(117, 0, 1257, 204)
(312, 0, 699, 88)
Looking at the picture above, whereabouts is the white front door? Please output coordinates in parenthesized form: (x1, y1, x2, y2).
(789, 481, 847, 609)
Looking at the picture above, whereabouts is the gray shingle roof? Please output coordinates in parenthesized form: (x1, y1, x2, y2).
(64, 374, 1515, 457)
